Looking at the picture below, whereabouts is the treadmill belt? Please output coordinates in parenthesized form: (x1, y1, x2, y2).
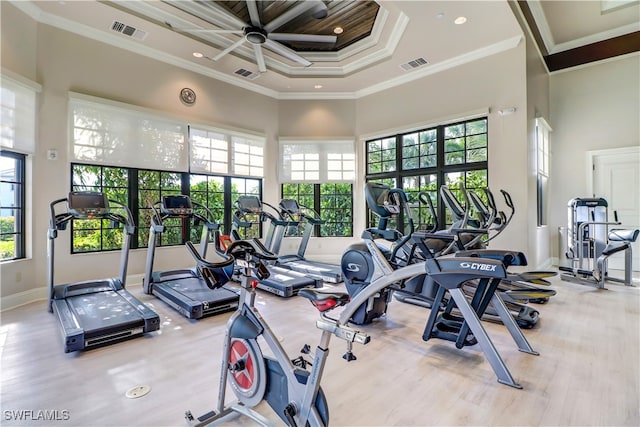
(66, 291, 143, 332)
(161, 277, 238, 303)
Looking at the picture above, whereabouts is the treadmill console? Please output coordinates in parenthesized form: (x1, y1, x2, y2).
(237, 196, 262, 213)
(68, 191, 109, 218)
(280, 199, 301, 214)
(162, 195, 193, 216)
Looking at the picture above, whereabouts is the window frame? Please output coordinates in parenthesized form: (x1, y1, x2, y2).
(281, 183, 354, 238)
(365, 117, 489, 231)
(0, 150, 26, 261)
(70, 163, 263, 253)
(535, 117, 552, 227)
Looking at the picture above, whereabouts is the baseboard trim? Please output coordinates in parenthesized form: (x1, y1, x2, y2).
(1, 287, 48, 312)
(1, 274, 147, 312)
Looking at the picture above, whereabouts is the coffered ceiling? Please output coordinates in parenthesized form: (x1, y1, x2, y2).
(9, 1, 640, 99)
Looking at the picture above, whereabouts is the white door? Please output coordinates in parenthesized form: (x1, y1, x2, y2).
(590, 147, 640, 272)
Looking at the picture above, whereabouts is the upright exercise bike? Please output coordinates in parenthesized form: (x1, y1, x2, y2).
(185, 238, 369, 427)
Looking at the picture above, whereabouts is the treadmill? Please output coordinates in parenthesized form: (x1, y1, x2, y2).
(143, 195, 239, 319)
(232, 196, 322, 297)
(48, 191, 160, 353)
(274, 199, 343, 283)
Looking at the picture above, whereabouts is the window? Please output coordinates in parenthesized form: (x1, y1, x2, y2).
(281, 183, 353, 237)
(536, 118, 551, 226)
(137, 170, 183, 247)
(0, 151, 25, 260)
(230, 177, 262, 239)
(68, 96, 266, 252)
(279, 139, 355, 238)
(71, 164, 263, 251)
(71, 165, 129, 252)
(1, 73, 39, 262)
(366, 117, 488, 231)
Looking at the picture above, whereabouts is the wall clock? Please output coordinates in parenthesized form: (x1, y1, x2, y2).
(180, 87, 196, 105)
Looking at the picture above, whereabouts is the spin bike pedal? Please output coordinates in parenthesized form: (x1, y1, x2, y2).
(291, 355, 312, 369)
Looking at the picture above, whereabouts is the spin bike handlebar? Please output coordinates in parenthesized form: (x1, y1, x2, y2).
(184, 241, 234, 290)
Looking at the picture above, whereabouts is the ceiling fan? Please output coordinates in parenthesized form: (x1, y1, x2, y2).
(173, 0, 337, 73)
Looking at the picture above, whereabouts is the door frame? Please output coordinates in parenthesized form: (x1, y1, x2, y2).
(586, 146, 640, 197)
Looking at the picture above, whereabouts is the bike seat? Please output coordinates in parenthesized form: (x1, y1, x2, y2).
(298, 289, 350, 312)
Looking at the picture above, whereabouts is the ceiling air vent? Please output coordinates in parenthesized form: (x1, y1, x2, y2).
(111, 21, 148, 41)
(234, 68, 260, 80)
(399, 57, 428, 71)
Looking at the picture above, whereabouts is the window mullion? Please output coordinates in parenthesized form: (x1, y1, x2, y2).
(129, 168, 139, 249)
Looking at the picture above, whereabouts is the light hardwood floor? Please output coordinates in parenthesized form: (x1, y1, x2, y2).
(1, 273, 639, 426)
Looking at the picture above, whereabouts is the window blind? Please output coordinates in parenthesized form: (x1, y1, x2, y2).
(69, 93, 188, 171)
(1, 73, 40, 154)
(190, 124, 264, 177)
(279, 139, 355, 183)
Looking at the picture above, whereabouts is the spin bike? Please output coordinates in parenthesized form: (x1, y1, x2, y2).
(185, 238, 369, 427)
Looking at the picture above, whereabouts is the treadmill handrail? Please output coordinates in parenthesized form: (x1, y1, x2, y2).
(144, 195, 223, 294)
(48, 192, 135, 312)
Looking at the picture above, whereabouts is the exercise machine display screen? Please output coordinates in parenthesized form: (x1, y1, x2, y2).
(68, 191, 109, 218)
(162, 195, 193, 215)
(237, 196, 262, 213)
(280, 199, 300, 213)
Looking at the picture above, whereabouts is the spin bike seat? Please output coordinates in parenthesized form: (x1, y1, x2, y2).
(298, 289, 350, 312)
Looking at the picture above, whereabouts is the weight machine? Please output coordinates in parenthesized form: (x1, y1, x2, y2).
(560, 197, 638, 289)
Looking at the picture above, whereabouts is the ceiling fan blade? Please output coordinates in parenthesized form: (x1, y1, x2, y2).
(246, 0, 262, 27)
(252, 44, 267, 73)
(182, 29, 243, 34)
(212, 37, 246, 61)
(269, 33, 337, 44)
(263, 0, 321, 33)
(263, 39, 312, 67)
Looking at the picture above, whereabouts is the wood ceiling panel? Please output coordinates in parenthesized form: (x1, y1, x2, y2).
(213, 0, 379, 51)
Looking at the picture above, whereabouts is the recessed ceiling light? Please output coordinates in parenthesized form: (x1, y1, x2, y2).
(454, 16, 467, 25)
(314, 84, 323, 89)
(192, 52, 204, 58)
(436, 12, 445, 19)
(333, 26, 344, 35)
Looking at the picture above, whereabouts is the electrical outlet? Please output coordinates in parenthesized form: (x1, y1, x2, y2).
(47, 149, 58, 160)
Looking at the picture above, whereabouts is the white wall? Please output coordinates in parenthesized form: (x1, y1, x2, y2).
(548, 54, 640, 260)
(523, 16, 551, 269)
(0, 2, 40, 307)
